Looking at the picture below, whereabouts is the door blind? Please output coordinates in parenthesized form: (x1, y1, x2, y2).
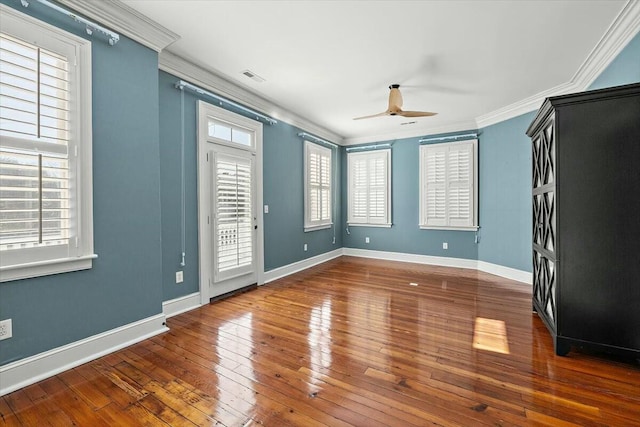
(0, 32, 71, 251)
(215, 156, 253, 275)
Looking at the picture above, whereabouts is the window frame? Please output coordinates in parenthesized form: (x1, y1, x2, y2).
(347, 148, 392, 228)
(419, 139, 478, 231)
(0, 5, 95, 282)
(303, 141, 333, 232)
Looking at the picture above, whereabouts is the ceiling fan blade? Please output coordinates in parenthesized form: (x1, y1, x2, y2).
(353, 111, 391, 120)
(397, 110, 438, 117)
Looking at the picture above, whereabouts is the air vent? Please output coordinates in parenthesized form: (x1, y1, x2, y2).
(241, 69, 265, 83)
(400, 121, 417, 126)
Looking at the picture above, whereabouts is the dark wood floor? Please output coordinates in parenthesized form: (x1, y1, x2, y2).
(2, 256, 639, 426)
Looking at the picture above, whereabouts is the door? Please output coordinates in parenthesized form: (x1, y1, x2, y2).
(198, 101, 264, 301)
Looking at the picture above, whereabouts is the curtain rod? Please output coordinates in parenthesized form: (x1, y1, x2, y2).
(419, 133, 478, 144)
(175, 80, 277, 125)
(345, 143, 392, 152)
(297, 132, 338, 148)
(20, 0, 120, 46)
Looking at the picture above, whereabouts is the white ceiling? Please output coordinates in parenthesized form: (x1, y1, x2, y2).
(122, 0, 628, 143)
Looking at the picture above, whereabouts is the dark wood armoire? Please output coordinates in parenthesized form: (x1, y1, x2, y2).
(526, 82, 640, 357)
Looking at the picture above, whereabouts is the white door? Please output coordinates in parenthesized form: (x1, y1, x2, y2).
(198, 101, 264, 301)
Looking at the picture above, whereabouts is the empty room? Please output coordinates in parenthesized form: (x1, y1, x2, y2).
(0, 0, 639, 426)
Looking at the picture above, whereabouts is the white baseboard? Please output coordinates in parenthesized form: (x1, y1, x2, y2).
(263, 248, 343, 284)
(477, 260, 532, 284)
(343, 248, 478, 270)
(162, 292, 202, 318)
(0, 313, 168, 397)
(342, 248, 532, 285)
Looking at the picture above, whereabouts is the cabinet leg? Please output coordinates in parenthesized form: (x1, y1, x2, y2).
(554, 338, 571, 356)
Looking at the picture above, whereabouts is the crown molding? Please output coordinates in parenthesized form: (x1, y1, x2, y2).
(476, 0, 640, 129)
(55, 0, 180, 52)
(342, 120, 479, 146)
(159, 51, 343, 145)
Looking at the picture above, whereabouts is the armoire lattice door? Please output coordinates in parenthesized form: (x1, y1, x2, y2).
(531, 118, 556, 332)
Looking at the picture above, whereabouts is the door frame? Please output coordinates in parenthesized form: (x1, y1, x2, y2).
(197, 100, 264, 304)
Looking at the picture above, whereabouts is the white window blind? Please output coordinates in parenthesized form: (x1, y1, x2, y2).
(420, 139, 477, 230)
(304, 141, 332, 231)
(214, 154, 253, 281)
(348, 149, 391, 227)
(0, 7, 94, 282)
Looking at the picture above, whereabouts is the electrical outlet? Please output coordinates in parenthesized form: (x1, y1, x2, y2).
(176, 271, 184, 284)
(365, 237, 370, 244)
(303, 243, 308, 251)
(0, 319, 12, 341)
(443, 242, 448, 250)
(264, 204, 269, 214)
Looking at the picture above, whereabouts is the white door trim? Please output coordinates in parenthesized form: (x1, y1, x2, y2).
(197, 101, 264, 304)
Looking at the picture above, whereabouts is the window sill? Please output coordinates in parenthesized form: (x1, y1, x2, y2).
(304, 223, 333, 232)
(0, 254, 98, 283)
(347, 223, 392, 228)
(419, 225, 479, 231)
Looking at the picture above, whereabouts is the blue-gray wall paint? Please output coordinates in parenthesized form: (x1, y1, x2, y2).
(158, 72, 200, 301)
(158, 70, 342, 301)
(477, 113, 534, 271)
(341, 133, 479, 261)
(589, 31, 640, 90)
(0, 1, 163, 365)
(263, 122, 342, 270)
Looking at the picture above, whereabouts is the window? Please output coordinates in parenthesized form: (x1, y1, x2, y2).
(304, 141, 332, 231)
(207, 118, 253, 148)
(0, 6, 94, 282)
(347, 149, 391, 227)
(419, 139, 478, 230)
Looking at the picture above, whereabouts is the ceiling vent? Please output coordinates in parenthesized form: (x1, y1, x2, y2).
(241, 69, 265, 83)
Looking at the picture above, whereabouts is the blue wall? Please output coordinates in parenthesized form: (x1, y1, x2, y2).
(589, 31, 640, 90)
(341, 132, 479, 261)
(158, 71, 342, 301)
(0, 1, 163, 365)
(477, 113, 534, 271)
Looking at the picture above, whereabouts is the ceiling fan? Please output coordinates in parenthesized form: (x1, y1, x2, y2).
(354, 84, 437, 120)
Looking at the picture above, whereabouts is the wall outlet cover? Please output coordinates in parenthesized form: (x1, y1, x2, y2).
(0, 319, 12, 340)
(176, 271, 184, 283)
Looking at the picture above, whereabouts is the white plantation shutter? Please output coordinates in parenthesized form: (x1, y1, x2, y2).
(423, 146, 447, 226)
(448, 144, 473, 227)
(304, 141, 332, 231)
(214, 153, 254, 281)
(0, 13, 93, 282)
(420, 140, 477, 229)
(348, 149, 391, 226)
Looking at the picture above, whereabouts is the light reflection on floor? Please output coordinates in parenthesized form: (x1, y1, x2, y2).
(472, 317, 510, 354)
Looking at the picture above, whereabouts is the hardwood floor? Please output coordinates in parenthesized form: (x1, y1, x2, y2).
(2, 256, 639, 426)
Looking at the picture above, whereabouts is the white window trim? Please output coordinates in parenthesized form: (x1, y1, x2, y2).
(419, 139, 478, 231)
(0, 5, 95, 282)
(347, 149, 392, 228)
(304, 141, 333, 232)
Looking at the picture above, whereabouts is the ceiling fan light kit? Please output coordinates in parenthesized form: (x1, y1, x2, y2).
(354, 84, 438, 120)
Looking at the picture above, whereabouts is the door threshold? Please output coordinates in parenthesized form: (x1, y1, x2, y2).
(209, 283, 257, 303)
